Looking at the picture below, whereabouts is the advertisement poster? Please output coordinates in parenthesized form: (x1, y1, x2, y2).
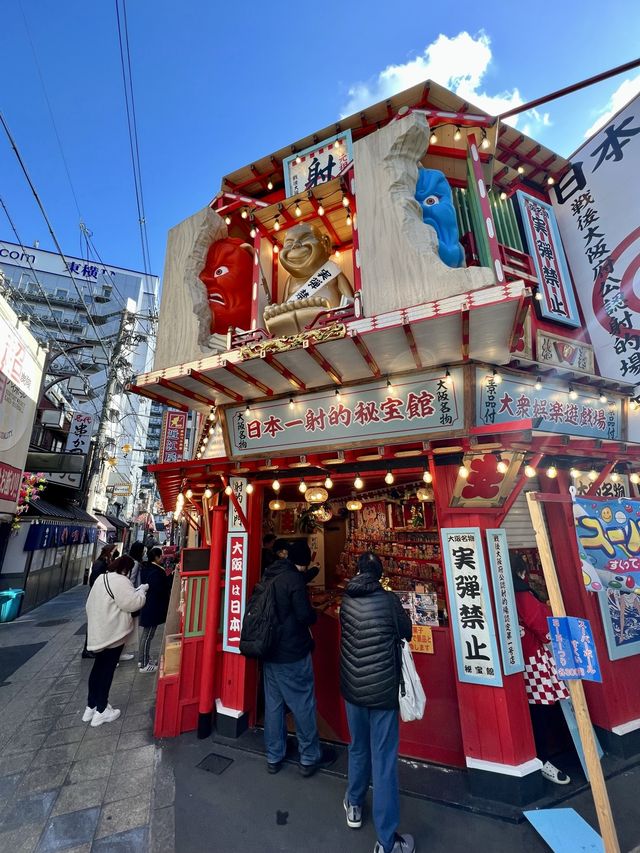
(552, 93, 640, 383)
(572, 494, 640, 659)
(158, 410, 187, 464)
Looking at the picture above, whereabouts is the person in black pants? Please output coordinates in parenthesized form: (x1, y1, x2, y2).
(138, 547, 173, 673)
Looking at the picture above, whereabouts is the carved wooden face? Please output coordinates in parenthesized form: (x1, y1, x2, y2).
(199, 238, 254, 334)
(279, 223, 331, 279)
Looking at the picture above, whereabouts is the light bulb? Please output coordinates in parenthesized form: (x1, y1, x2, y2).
(588, 469, 598, 482)
(250, 226, 257, 238)
(492, 369, 502, 384)
(267, 180, 273, 190)
(547, 176, 555, 186)
(224, 215, 231, 225)
(429, 132, 438, 145)
(196, 452, 202, 459)
(599, 392, 607, 403)
(273, 244, 279, 254)
(324, 475, 333, 489)
(631, 473, 640, 485)
(342, 194, 349, 208)
(334, 139, 340, 149)
(289, 398, 294, 409)
(631, 399, 639, 411)
(241, 209, 248, 219)
(387, 378, 394, 393)
(445, 369, 453, 387)
(535, 377, 542, 391)
(481, 135, 490, 150)
(245, 403, 251, 414)
(454, 127, 462, 142)
(334, 249, 341, 259)
(298, 480, 307, 494)
(274, 217, 280, 231)
(535, 290, 543, 301)
(209, 410, 216, 420)
(246, 482, 254, 494)
(202, 436, 209, 444)
(517, 165, 525, 175)
(272, 479, 280, 492)
(204, 487, 212, 499)
(570, 468, 580, 479)
(317, 203, 325, 216)
(385, 471, 394, 485)
(546, 465, 558, 479)
(569, 386, 578, 400)
(346, 211, 352, 226)
(423, 470, 433, 483)
(524, 465, 536, 478)
(335, 388, 341, 400)
(354, 475, 364, 490)
(497, 459, 508, 474)
(225, 485, 233, 496)
(294, 202, 302, 217)
(610, 472, 620, 483)
(185, 488, 193, 500)
(500, 192, 507, 201)
(295, 154, 301, 164)
(458, 465, 469, 479)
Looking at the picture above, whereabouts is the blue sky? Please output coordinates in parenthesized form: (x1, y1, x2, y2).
(2, 0, 639, 279)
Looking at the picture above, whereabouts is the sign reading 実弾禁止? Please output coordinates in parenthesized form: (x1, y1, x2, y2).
(486, 530, 524, 675)
(222, 531, 248, 654)
(547, 616, 602, 682)
(441, 528, 502, 687)
(283, 131, 353, 198)
(516, 191, 580, 327)
(475, 368, 622, 440)
(226, 368, 463, 458)
(552, 94, 640, 383)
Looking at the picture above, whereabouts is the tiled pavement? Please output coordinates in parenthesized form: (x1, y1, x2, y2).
(0, 586, 175, 853)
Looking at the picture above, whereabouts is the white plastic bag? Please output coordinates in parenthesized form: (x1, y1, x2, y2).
(398, 639, 426, 722)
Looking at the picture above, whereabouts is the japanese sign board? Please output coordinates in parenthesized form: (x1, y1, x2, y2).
(572, 494, 640, 660)
(227, 368, 464, 458)
(64, 413, 94, 456)
(536, 330, 595, 375)
(410, 626, 434, 655)
(486, 530, 524, 675)
(573, 473, 629, 499)
(516, 191, 580, 327)
(222, 532, 248, 654)
(158, 410, 187, 464)
(475, 368, 622, 440)
(0, 294, 46, 515)
(24, 522, 98, 551)
(283, 130, 353, 198)
(228, 477, 247, 532)
(547, 616, 602, 681)
(441, 528, 502, 686)
(552, 94, 640, 383)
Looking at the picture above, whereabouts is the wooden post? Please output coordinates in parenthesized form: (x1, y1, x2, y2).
(526, 492, 620, 853)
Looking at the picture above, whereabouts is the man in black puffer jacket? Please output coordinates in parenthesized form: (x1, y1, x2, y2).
(261, 539, 329, 777)
(340, 552, 414, 853)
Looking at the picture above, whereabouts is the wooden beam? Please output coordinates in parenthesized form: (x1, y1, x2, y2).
(222, 362, 274, 396)
(350, 333, 381, 377)
(188, 369, 243, 403)
(263, 354, 306, 391)
(403, 324, 423, 370)
(158, 378, 213, 407)
(304, 343, 342, 385)
(127, 384, 188, 412)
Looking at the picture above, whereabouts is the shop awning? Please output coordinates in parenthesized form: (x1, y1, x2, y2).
(27, 498, 98, 523)
(96, 513, 129, 531)
(94, 514, 116, 534)
(131, 280, 526, 414)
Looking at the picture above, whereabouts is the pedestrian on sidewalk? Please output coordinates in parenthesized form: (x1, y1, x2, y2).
(122, 540, 146, 663)
(83, 544, 117, 659)
(261, 539, 334, 777)
(138, 546, 172, 673)
(339, 551, 415, 853)
(84, 555, 148, 727)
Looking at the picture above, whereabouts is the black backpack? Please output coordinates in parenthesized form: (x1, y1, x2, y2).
(239, 576, 279, 658)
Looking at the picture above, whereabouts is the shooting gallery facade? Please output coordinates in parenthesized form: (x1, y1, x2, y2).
(132, 80, 640, 803)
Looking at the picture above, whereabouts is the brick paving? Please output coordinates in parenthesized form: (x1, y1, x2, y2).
(0, 586, 174, 853)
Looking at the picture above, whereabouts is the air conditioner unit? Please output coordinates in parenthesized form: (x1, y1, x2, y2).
(67, 376, 87, 394)
(41, 409, 65, 428)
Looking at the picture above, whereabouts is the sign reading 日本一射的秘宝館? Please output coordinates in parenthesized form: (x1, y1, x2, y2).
(516, 191, 581, 327)
(441, 528, 502, 687)
(283, 130, 354, 199)
(226, 368, 464, 458)
(222, 531, 248, 654)
(475, 368, 622, 440)
(552, 94, 640, 383)
(486, 530, 524, 675)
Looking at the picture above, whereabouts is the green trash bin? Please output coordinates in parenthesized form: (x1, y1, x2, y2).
(0, 589, 24, 623)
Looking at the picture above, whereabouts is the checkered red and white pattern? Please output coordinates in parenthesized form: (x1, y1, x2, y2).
(524, 648, 570, 705)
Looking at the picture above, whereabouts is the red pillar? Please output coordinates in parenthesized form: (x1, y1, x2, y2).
(197, 507, 226, 738)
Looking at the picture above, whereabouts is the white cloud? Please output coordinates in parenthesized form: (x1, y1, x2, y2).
(341, 31, 550, 135)
(583, 73, 640, 139)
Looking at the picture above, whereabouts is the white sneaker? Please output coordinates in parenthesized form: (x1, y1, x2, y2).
(82, 706, 96, 722)
(139, 663, 158, 673)
(120, 652, 135, 661)
(90, 704, 121, 727)
(344, 798, 362, 829)
(541, 761, 570, 785)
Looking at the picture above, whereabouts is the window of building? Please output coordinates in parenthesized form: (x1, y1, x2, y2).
(55, 288, 68, 299)
(102, 285, 112, 299)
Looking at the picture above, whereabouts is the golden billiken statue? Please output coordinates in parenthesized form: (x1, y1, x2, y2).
(264, 223, 354, 336)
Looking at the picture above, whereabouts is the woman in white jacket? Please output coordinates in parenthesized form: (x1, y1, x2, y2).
(84, 555, 148, 727)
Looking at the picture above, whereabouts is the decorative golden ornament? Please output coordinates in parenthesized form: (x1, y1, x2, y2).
(416, 487, 433, 502)
(268, 499, 286, 511)
(346, 499, 363, 511)
(305, 487, 329, 505)
(312, 506, 333, 522)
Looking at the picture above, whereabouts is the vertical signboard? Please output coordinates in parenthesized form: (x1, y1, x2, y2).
(158, 410, 187, 464)
(0, 296, 45, 515)
(552, 93, 640, 382)
(283, 130, 353, 198)
(486, 529, 524, 675)
(65, 413, 94, 455)
(441, 528, 502, 686)
(223, 477, 248, 653)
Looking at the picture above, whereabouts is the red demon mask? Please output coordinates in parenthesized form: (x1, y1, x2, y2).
(199, 238, 254, 335)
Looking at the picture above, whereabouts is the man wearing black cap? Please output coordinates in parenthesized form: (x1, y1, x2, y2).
(261, 538, 333, 776)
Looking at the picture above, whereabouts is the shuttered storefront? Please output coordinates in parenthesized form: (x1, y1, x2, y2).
(501, 479, 539, 548)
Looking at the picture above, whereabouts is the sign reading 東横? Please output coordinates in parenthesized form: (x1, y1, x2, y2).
(552, 94, 640, 383)
(226, 368, 464, 458)
(572, 493, 640, 660)
(516, 191, 580, 327)
(475, 368, 622, 440)
(283, 130, 353, 199)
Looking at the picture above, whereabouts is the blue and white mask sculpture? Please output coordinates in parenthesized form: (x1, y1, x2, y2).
(415, 168, 465, 269)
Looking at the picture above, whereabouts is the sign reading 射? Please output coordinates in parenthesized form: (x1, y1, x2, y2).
(227, 368, 464, 458)
(283, 130, 353, 198)
(516, 191, 580, 327)
(552, 94, 640, 383)
(548, 616, 602, 681)
(222, 532, 248, 654)
(486, 529, 524, 675)
(158, 410, 187, 464)
(475, 368, 622, 440)
(441, 528, 502, 686)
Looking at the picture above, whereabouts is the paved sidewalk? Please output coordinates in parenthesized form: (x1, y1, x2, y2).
(0, 585, 175, 853)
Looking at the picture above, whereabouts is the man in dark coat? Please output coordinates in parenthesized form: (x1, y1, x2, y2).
(339, 552, 414, 853)
(261, 539, 331, 776)
(138, 547, 172, 673)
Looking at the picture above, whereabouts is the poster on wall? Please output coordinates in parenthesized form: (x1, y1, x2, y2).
(441, 528, 502, 686)
(486, 530, 524, 675)
(552, 93, 640, 383)
(572, 493, 640, 660)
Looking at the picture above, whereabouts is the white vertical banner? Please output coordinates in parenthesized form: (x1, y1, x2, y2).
(228, 476, 247, 532)
(486, 529, 524, 675)
(65, 413, 94, 455)
(552, 94, 640, 383)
